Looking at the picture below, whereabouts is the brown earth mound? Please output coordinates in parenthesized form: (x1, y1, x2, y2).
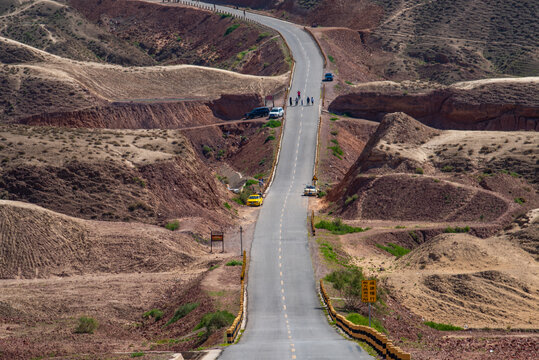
(328, 79, 539, 131)
(66, 0, 288, 74)
(0, 200, 207, 279)
(336, 174, 508, 222)
(19, 94, 262, 128)
(0, 125, 232, 226)
(387, 228, 539, 329)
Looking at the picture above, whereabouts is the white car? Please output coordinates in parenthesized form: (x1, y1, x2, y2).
(304, 185, 317, 196)
(268, 107, 284, 119)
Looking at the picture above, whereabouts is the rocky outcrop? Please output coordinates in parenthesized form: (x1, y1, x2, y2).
(19, 94, 261, 129)
(209, 94, 262, 120)
(329, 81, 539, 131)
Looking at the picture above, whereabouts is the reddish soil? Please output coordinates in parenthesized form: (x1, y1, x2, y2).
(328, 81, 539, 131)
(68, 0, 288, 75)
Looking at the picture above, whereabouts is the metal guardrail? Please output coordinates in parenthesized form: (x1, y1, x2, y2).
(320, 280, 412, 360)
(227, 250, 247, 343)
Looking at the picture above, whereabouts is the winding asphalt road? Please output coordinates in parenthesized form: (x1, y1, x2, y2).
(160, 1, 374, 358)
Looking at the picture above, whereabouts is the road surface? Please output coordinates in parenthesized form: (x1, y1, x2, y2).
(160, 2, 374, 358)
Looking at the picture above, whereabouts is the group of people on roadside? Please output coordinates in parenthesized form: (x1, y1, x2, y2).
(289, 91, 315, 107)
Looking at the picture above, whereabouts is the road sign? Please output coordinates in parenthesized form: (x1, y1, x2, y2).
(210, 230, 224, 253)
(312, 175, 318, 182)
(361, 280, 376, 303)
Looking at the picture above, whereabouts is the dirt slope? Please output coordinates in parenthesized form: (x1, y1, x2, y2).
(0, 0, 289, 73)
(327, 112, 538, 222)
(328, 78, 539, 131)
(0, 36, 288, 121)
(0, 200, 209, 279)
(0, 125, 234, 227)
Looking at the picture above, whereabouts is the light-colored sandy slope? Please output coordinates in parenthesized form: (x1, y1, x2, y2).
(450, 76, 539, 90)
(0, 36, 289, 101)
(0, 199, 213, 279)
(382, 212, 539, 329)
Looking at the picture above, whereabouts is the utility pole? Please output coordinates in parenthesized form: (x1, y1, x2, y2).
(240, 226, 243, 255)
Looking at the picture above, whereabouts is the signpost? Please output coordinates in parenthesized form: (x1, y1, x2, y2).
(210, 230, 224, 253)
(361, 280, 376, 327)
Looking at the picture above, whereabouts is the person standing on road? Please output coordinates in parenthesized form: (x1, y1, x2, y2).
(297, 90, 301, 98)
(301, 99, 304, 106)
(307, 97, 310, 105)
(289, 97, 292, 106)
(243, 9, 246, 16)
(295, 97, 298, 106)
(311, 96, 314, 105)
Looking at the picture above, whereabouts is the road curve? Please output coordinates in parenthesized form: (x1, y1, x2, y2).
(160, 2, 374, 358)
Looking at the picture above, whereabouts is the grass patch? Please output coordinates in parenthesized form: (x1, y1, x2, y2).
(347, 313, 387, 334)
(328, 55, 335, 63)
(345, 80, 353, 85)
(415, 167, 424, 175)
(330, 117, 338, 121)
(232, 187, 253, 205)
(195, 311, 235, 333)
(74, 316, 98, 334)
(265, 135, 275, 143)
(224, 24, 240, 36)
(424, 321, 463, 331)
(395, 225, 406, 229)
(223, 202, 231, 210)
(375, 243, 410, 258)
(245, 179, 258, 186)
(258, 32, 271, 40)
(443, 226, 470, 233)
(254, 173, 265, 179)
(220, 13, 232, 18)
(344, 194, 358, 206)
(315, 218, 368, 235)
(441, 165, 454, 172)
(143, 309, 164, 322)
(165, 303, 199, 327)
(514, 197, 525, 205)
(226, 260, 242, 266)
(131, 352, 144, 358)
(165, 220, 180, 231)
(328, 144, 343, 159)
(263, 120, 281, 128)
(320, 242, 339, 264)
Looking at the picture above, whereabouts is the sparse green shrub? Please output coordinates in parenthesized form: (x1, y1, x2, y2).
(330, 117, 338, 121)
(424, 321, 463, 331)
(132, 176, 146, 187)
(131, 352, 144, 358)
(226, 260, 242, 266)
(345, 80, 353, 85)
(233, 188, 253, 205)
(441, 165, 454, 172)
(320, 242, 339, 263)
(415, 167, 424, 175)
(444, 226, 470, 233)
(328, 144, 343, 159)
(330, 130, 338, 136)
(128, 202, 151, 212)
(224, 24, 240, 36)
(75, 316, 98, 334)
(165, 220, 180, 231)
(315, 218, 368, 235)
(328, 55, 335, 63)
(514, 197, 525, 205)
(220, 13, 232, 18)
(317, 191, 327, 198)
(263, 120, 281, 128)
(395, 225, 406, 229)
(202, 145, 213, 157)
(257, 32, 271, 40)
(265, 135, 275, 143)
(254, 173, 265, 179)
(344, 194, 358, 206)
(409, 231, 419, 241)
(165, 303, 199, 327)
(325, 268, 370, 310)
(245, 179, 258, 186)
(195, 310, 235, 334)
(347, 313, 387, 334)
(376, 243, 410, 258)
(143, 309, 164, 322)
(223, 202, 231, 210)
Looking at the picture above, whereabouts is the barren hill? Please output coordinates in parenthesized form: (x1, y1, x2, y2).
(385, 211, 539, 329)
(0, 36, 288, 121)
(328, 78, 539, 131)
(0, 125, 234, 226)
(0, 0, 289, 74)
(327, 112, 538, 221)
(0, 200, 208, 279)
